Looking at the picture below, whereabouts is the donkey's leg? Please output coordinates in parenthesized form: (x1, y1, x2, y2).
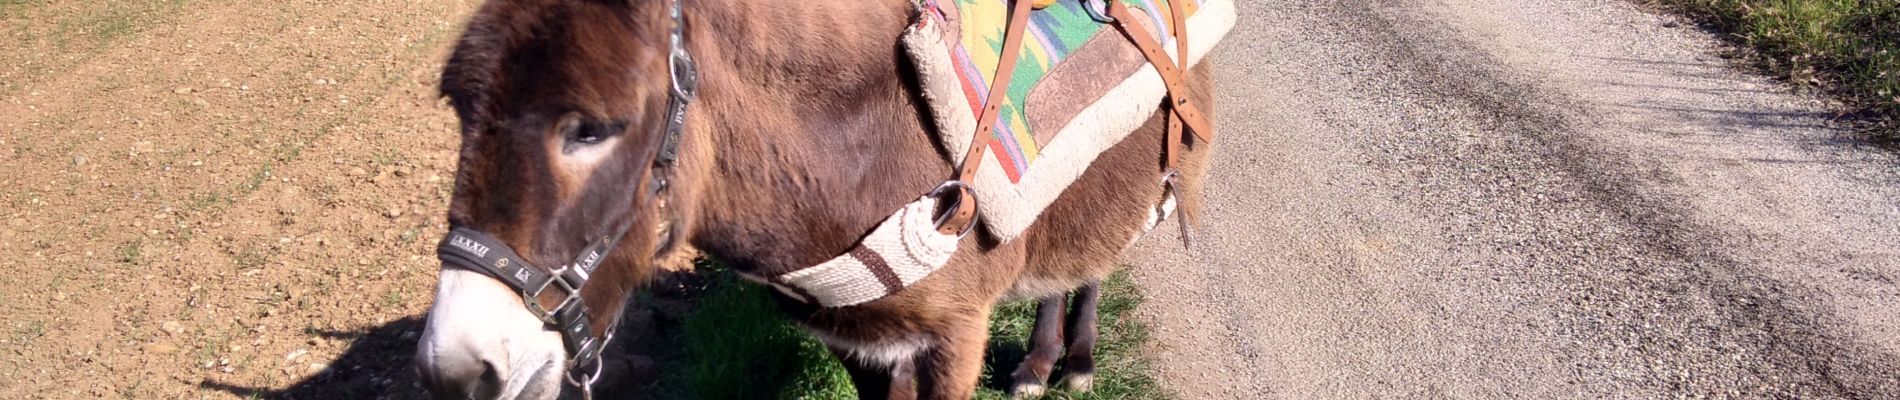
(833, 348, 918, 400)
(1009, 295, 1069, 398)
(1058, 281, 1102, 392)
(916, 308, 992, 400)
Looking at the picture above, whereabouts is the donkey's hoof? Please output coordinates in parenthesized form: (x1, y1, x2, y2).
(1010, 382, 1047, 399)
(1060, 372, 1095, 393)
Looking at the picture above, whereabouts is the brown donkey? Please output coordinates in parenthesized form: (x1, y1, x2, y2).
(412, 0, 1214, 399)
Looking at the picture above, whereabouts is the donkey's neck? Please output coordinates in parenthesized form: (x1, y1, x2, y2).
(677, 0, 951, 276)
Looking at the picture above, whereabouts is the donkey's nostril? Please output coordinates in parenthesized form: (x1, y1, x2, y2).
(417, 336, 509, 400)
(478, 360, 505, 393)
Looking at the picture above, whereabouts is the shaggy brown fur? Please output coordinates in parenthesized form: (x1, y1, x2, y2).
(431, 0, 1213, 398)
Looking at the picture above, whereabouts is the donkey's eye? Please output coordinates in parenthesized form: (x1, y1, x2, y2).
(568, 124, 607, 145)
(557, 115, 624, 150)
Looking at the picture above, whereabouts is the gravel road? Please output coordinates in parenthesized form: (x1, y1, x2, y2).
(1124, 0, 1900, 398)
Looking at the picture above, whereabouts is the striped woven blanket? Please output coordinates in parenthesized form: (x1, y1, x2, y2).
(902, 0, 1234, 242)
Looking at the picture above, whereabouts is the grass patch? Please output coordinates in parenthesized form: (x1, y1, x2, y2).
(29, 0, 188, 51)
(662, 269, 858, 400)
(115, 238, 145, 266)
(233, 243, 272, 270)
(14, 320, 46, 345)
(380, 289, 405, 309)
(663, 266, 1170, 399)
(1645, 0, 1900, 138)
(0, 0, 38, 20)
(976, 269, 1170, 400)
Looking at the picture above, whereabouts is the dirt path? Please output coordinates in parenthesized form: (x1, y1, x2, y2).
(1, 0, 476, 397)
(1123, 0, 1900, 398)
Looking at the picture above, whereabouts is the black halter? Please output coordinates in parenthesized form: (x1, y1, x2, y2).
(434, 0, 697, 387)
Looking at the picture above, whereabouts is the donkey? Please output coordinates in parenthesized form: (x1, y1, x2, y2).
(412, 0, 1214, 399)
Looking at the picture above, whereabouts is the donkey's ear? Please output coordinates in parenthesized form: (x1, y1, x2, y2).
(441, 42, 499, 131)
(440, 10, 511, 133)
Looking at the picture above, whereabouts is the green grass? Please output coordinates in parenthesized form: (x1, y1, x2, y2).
(233, 243, 273, 270)
(976, 269, 1171, 400)
(667, 267, 1171, 399)
(668, 272, 856, 399)
(1647, 0, 1900, 137)
(0, 0, 38, 20)
(115, 238, 145, 266)
(14, 320, 46, 345)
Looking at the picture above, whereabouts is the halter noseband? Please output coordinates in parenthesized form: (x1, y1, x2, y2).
(434, 0, 697, 391)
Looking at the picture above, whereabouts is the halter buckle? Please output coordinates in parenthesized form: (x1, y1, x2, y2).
(523, 263, 585, 325)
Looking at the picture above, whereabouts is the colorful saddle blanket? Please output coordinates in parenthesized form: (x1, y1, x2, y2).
(902, 0, 1235, 242)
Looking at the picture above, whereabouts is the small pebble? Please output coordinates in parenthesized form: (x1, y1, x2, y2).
(160, 321, 186, 335)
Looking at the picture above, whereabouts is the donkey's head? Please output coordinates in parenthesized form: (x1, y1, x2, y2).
(416, 0, 689, 398)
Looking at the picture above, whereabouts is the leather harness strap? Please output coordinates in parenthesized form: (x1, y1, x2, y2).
(1106, 0, 1208, 243)
(1162, 0, 1198, 237)
(1105, 0, 1212, 145)
(1163, 0, 1188, 172)
(942, 0, 1036, 235)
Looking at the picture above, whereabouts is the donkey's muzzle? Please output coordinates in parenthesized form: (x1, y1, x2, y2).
(416, 319, 506, 400)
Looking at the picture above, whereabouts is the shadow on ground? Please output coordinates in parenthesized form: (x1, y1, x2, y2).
(199, 317, 432, 399)
(193, 269, 1153, 399)
(197, 272, 703, 400)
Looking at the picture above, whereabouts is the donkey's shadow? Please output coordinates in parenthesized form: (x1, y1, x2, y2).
(198, 269, 1053, 399)
(199, 272, 695, 400)
(198, 318, 433, 399)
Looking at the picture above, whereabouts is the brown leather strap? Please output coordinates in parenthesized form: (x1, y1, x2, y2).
(1115, 0, 1205, 243)
(1162, 0, 1188, 171)
(1164, 0, 1199, 241)
(942, 0, 1037, 234)
(957, 0, 1036, 183)
(1106, 0, 1213, 144)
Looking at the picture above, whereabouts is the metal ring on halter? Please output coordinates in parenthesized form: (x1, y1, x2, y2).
(564, 329, 607, 399)
(1082, 0, 1116, 23)
(564, 358, 605, 400)
(928, 180, 978, 238)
